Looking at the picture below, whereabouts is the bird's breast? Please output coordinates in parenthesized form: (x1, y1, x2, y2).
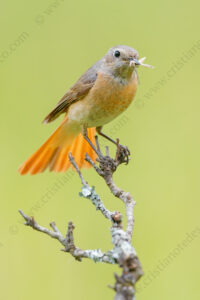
(68, 71, 138, 127)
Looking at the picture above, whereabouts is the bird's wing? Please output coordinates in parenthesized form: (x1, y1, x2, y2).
(43, 58, 103, 123)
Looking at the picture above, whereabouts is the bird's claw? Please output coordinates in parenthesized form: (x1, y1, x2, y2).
(115, 139, 130, 165)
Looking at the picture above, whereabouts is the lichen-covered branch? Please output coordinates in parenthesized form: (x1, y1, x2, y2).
(69, 153, 113, 221)
(19, 136, 143, 300)
(19, 210, 115, 264)
(85, 137, 135, 242)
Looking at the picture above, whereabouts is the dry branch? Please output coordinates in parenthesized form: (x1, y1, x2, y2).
(19, 136, 143, 299)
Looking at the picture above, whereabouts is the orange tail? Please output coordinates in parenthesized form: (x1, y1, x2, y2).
(18, 119, 97, 175)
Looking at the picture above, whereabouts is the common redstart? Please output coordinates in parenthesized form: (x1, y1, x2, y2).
(19, 45, 153, 175)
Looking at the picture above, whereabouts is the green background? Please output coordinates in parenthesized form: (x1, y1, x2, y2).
(0, 0, 199, 299)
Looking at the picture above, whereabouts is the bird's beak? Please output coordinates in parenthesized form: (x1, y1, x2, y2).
(129, 57, 154, 69)
(133, 58, 141, 65)
(129, 58, 140, 67)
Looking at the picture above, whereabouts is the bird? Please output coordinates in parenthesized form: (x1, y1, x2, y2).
(18, 45, 153, 175)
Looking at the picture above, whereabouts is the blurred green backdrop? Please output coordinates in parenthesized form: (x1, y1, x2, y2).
(0, 0, 199, 299)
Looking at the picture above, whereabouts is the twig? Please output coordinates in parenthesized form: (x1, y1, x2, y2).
(105, 177, 135, 241)
(19, 210, 115, 264)
(68, 152, 88, 186)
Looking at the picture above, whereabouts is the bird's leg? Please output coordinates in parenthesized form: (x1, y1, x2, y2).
(96, 126, 117, 145)
(82, 126, 102, 157)
(96, 126, 130, 164)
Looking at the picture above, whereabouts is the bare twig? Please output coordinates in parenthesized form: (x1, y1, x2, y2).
(19, 209, 65, 243)
(19, 210, 115, 264)
(68, 152, 87, 186)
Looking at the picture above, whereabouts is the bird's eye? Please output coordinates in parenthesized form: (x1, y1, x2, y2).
(114, 50, 120, 58)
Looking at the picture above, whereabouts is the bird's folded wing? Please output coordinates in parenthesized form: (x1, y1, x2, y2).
(43, 58, 103, 123)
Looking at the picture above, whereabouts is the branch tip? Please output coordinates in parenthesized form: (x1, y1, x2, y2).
(68, 153, 87, 186)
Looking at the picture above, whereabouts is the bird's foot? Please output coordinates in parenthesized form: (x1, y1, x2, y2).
(115, 139, 131, 165)
(85, 136, 131, 178)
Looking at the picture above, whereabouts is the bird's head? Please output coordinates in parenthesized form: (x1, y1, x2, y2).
(104, 45, 153, 80)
